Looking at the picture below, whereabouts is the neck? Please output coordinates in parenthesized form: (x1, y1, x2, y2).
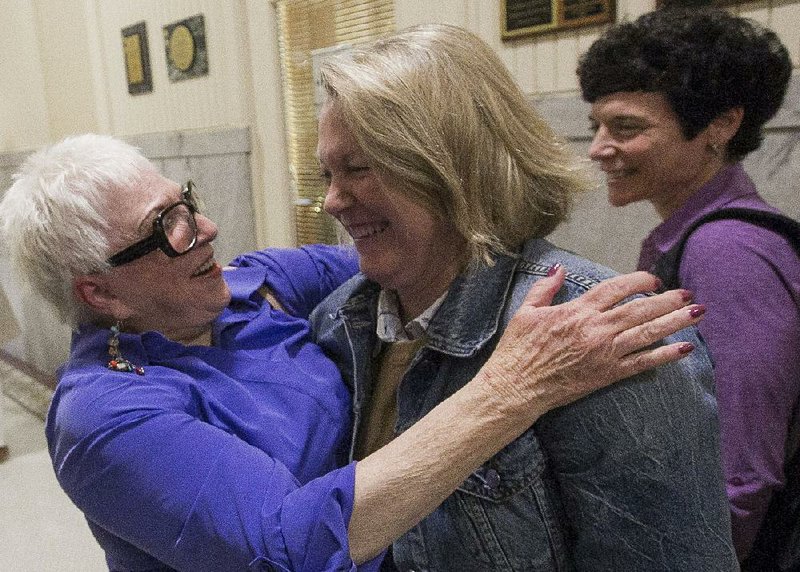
(116, 319, 215, 347)
(654, 160, 727, 220)
(395, 268, 460, 324)
(389, 239, 469, 323)
(171, 327, 214, 347)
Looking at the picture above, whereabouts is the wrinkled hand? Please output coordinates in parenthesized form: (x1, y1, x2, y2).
(481, 266, 703, 421)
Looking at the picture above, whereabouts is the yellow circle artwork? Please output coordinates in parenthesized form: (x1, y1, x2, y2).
(168, 24, 195, 72)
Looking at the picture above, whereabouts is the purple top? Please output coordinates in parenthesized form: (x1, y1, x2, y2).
(47, 245, 382, 571)
(638, 163, 800, 560)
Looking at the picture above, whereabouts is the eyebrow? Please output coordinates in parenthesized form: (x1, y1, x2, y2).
(316, 148, 349, 163)
(136, 190, 181, 234)
(314, 149, 366, 163)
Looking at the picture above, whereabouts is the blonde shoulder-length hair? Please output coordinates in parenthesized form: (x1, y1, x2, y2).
(319, 23, 590, 265)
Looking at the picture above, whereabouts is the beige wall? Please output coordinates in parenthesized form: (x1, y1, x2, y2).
(397, 0, 800, 94)
(0, 1, 49, 150)
(0, 0, 798, 248)
(0, 0, 292, 248)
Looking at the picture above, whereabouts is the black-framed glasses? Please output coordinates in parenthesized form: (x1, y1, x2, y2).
(107, 181, 201, 267)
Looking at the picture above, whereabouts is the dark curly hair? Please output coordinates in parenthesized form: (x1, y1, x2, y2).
(577, 8, 792, 161)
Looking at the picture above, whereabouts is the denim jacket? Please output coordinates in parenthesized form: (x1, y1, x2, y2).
(311, 239, 737, 571)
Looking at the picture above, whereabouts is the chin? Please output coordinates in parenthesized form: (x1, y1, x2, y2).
(208, 282, 232, 312)
(607, 189, 639, 208)
(359, 261, 396, 290)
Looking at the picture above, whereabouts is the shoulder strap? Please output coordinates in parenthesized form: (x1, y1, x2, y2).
(650, 207, 800, 290)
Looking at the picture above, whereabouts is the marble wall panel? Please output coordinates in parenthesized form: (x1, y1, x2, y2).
(184, 153, 255, 266)
(127, 127, 257, 265)
(743, 130, 800, 218)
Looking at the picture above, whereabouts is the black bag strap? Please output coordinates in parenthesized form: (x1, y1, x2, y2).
(650, 207, 800, 291)
(742, 445, 800, 571)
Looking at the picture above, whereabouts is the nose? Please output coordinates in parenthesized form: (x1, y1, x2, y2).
(322, 177, 353, 217)
(195, 213, 218, 244)
(588, 127, 617, 161)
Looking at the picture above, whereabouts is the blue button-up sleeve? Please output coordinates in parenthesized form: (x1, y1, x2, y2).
(47, 368, 383, 572)
(229, 245, 359, 318)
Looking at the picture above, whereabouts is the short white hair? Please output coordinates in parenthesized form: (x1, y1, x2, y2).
(0, 134, 153, 328)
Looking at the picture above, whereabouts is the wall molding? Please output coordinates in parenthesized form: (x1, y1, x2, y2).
(126, 126, 251, 159)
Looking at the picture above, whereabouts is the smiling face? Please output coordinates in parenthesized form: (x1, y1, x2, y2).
(588, 91, 721, 219)
(99, 170, 230, 343)
(317, 101, 467, 320)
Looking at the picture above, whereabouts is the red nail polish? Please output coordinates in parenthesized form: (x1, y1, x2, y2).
(679, 289, 694, 303)
(678, 342, 695, 355)
(653, 277, 663, 291)
(547, 263, 562, 277)
(690, 304, 706, 318)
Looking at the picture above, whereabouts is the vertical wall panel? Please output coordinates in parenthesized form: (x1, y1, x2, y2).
(396, 0, 469, 28)
(0, 2, 49, 151)
(33, 0, 101, 140)
(771, 3, 800, 67)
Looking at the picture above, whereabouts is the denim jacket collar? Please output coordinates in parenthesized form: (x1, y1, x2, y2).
(426, 251, 522, 357)
(335, 249, 524, 359)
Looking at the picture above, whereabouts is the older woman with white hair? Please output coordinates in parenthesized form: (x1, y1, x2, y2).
(0, 133, 704, 571)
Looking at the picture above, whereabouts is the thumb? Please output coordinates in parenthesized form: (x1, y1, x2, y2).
(521, 265, 566, 309)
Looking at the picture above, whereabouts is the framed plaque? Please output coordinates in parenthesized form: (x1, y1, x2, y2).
(656, 0, 744, 7)
(163, 14, 209, 81)
(502, 0, 616, 40)
(121, 22, 153, 95)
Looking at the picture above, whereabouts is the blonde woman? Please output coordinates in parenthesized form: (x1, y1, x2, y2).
(312, 23, 737, 570)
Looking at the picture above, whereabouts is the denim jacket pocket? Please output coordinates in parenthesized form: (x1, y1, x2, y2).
(449, 429, 570, 571)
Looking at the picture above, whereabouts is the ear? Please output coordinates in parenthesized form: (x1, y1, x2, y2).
(708, 107, 744, 146)
(73, 274, 132, 321)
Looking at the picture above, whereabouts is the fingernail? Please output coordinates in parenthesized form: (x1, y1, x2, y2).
(653, 277, 663, 291)
(679, 289, 694, 303)
(689, 304, 706, 318)
(547, 263, 562, 277)
(678, 342, 695, 355)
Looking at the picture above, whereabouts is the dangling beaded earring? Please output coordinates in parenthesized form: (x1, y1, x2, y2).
(107, 323, 144, 375)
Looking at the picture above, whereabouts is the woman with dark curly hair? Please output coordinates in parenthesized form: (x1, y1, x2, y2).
(578, 8, 800, 567)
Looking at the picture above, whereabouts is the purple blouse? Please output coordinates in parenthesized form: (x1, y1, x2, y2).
(638, 163, 800, 560)
(46, 245, 382, 571)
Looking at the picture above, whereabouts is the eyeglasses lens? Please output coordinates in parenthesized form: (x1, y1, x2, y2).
(163, 204, 197, 254)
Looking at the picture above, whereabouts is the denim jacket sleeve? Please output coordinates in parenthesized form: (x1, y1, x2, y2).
(535, 340, 734, 568)
(506, 257, 737, 569)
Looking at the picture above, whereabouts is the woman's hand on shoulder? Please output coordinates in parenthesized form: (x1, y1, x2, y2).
(480, 266, 703, 421)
